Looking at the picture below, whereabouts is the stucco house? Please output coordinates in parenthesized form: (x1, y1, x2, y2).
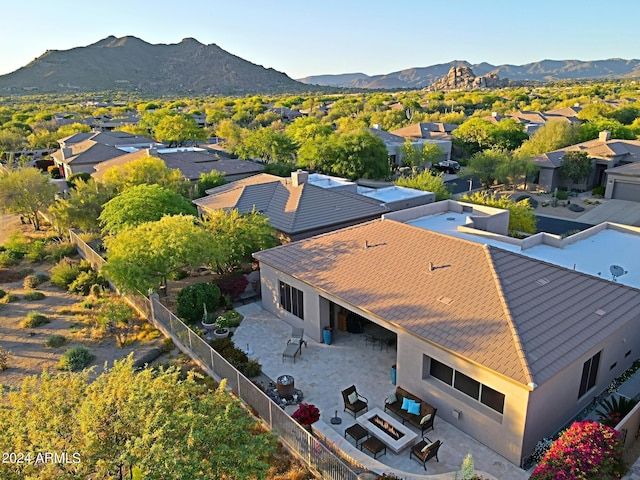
(604, 162, 640, 201)
(533, 131, 640, 192)
(253, 200, 640, 466)
(367, 126, 452, 166)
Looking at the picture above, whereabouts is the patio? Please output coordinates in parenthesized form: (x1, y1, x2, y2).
(232, 301, 530, 479)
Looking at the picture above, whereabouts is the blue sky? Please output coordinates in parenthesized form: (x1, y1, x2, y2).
(1, 0, 638, 79)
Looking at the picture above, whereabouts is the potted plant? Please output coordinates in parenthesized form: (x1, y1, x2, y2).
(292, 403, 320, 432)
(201, 303, 217, 332)
(213, 315, 230, 338)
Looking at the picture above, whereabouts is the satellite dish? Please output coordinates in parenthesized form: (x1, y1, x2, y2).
(610, 265, 627, 281)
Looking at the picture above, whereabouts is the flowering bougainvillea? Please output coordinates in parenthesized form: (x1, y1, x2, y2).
(530, 421, 624, 480)
(215, 273, 249, 300)
(292, 403, 320, 427)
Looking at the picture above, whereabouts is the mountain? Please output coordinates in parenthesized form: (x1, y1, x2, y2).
(426, 66, 508, 92)
(0, 36, 310, 95)
(299, 59, 640, 89)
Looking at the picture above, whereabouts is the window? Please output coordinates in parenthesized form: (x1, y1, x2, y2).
(430, 359, 453, 385)
(578, 351, 601, 398)
(426, 356, 505, 414)
(279, 281, 304, 320)
(481, 385, 505, 414)
(454, 372, 480, 399)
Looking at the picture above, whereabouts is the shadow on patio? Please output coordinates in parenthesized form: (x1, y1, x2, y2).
(233, 302, 529, 480)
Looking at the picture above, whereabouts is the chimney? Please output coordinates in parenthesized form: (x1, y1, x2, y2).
(372, 123, 381, 130)
(147, 147, 159, 157)
(491, 112, 498, 118)
(574, 103, 581, 108)
(291, 169, 309, 187)
(61, 147, 72, 160)
(598, 130, 611, 143)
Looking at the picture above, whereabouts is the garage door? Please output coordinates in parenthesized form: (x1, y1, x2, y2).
(612, 181, 640, 202)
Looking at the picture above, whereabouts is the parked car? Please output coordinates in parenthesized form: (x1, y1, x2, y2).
(432, 160, 460, 174)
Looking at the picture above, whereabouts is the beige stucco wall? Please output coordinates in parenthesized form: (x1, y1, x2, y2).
(395, 331, 530, 465)
(522, 316, 640, 461)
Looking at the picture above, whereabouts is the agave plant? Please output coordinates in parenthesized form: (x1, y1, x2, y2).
(596, 395, 638, 427)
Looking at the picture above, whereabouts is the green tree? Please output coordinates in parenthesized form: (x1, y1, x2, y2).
(296, 133, 341, 173)
(492, 118, 529, 150)
(99, 184, 197, 236)
(48, 178, 113, 233)
(394, 170, 451, 201)
(463, 149, 509, 189)
(399, 139, 422, 167)
(577, 103, 615, 122)
(611, 105, 640, 125)
(421, 142, 446, 166)
(332, 130, 389, 180)
(453, 117, 497, 154)
(214, 119, 243, 151)
(495, 154, 539, 190)
(202, 209, 279, 273)
(0, 358, 276, 480)
(516, 121, 581, 157)
(194, 170, 226, 199)
(285, 116, 333, 144)
(0, 128, 26, 153)
(558, 151, 592, 185)
(0, 167, 57, 230)
(579, 118, 635, 142)
(100, 155, 190, 194)
(56, 122, 91, 138)
(103, 215, 218, 293)
(460, 191, 537, 234)
(154, 114, 206, 147)
(235, 127, 297, 163)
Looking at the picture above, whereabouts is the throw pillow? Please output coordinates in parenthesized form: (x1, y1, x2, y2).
(421, 441, 435, 453)
(401, 397, 411, 411)
(420, 413, 432, 425)
(348, 391, 358, 404)
(408, 400, 421, 415)
(387, 391, 397, 404)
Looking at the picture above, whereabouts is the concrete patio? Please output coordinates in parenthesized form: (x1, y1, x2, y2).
(232, 301, 530, 480)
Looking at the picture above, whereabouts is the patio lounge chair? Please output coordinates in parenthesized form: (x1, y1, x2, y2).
(288, 327, 306, 347)
(410, 439, 442, 471)
(341, 385, 368, 418)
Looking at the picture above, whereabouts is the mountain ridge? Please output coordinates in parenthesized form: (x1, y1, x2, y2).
(0, 36, 311, 95)
(298, 58, 640, 88)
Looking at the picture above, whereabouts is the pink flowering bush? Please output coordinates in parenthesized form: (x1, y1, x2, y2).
(292, 403, 320, 427)
(530, 421, 624, 480)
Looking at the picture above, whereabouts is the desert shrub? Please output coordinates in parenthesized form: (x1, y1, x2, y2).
(0, 251, 19, 267)
(176, 283, 221, 325)
(68, 270, 108, 296)
(592, 185, 606, 197)
(50, 258, 82, 288)
(89, 283, 104, 298)
(23, 274, 41, 289)
(25, 240, 47, 262)
(530, 421, 624, 480)
(48, 165, 61, 178)
(244, 359, 262, 378)
(35, 272, 50, 284)
(45, 334, 67, 348)
(0, 293, 19, 303)
(0, 289, 6, 299)
(3, 232, 28, 258)
(57, 346, 95, 371)
(45, 241, 78, 262)
(215, 273, 249, 300)
(20, 311, 50, 328)
(223, 310, 243, 328)
(23, 291, 46, 301)
(160, 337, 175, 353)
(0, 347, 10, 371)
(555, 189, 569, 200)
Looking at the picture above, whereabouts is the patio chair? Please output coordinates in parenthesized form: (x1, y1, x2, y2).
(410, 439, 442, 471)
(341, 385, 368, 418)
(288, 327, 306, 347)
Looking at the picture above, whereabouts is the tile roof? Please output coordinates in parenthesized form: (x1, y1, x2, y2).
(194, 174, 388, 235)
(391, 122, 457, 140)
(533, 138, 640, 168)
(53, 140, 127, 165)
(606, 162, 640, 177)
(254, 219, 640, 386)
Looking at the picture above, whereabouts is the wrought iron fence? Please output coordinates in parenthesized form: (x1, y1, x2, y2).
(69, 231, 359, 480)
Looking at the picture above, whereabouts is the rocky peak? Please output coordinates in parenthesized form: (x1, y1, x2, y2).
(426, 66, 509, 91)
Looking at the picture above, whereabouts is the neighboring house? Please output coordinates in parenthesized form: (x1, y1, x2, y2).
(604, 162, 640, 201)
(193, 170, 436, 241)
(253, 199, 640, 467)
(51, 131, 160, 178)
(533, 131, 640, 192)
(391, 122, 458, 142)
(483, 111, 579, 136)
(93, 147, 264, 183)
(367, 126, 451, 165)
(193, 171, 389, 241)
(266, 106, 304, 121)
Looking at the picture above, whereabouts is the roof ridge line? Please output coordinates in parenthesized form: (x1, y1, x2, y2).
(484, 245, 535, 387)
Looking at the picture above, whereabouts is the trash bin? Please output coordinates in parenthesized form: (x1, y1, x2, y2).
(391, 365, 397, 385)
(323, 327, 333, 345)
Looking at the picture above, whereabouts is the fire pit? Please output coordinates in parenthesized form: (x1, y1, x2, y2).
(369, 415, 404, 440)
(276, 375, 295, 399)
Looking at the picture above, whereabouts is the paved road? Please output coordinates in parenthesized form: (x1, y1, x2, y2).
(445, 177, 481, 194)
(535, 215, 593, 235)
